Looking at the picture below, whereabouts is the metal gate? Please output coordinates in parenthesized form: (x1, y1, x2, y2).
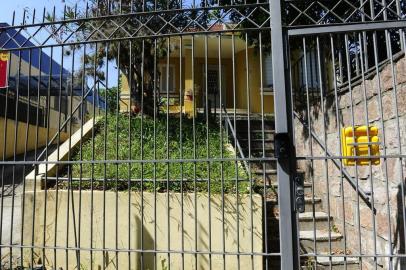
(0, 0, 405, 269)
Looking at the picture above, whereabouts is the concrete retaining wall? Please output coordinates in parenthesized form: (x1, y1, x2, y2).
(21, 191, 263, 270)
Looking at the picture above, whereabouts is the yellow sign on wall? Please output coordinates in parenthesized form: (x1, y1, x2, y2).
(0, 52, 8, 62)
(341, 126, 380, 166)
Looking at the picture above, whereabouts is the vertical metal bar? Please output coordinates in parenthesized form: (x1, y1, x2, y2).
(178, 36, 184, 270)
(0, 48, 11, 268)
(371, 29, 394, 269)
(91, 42, 98, 270)
(0, 19, 14, 267)
(115, 41, 120, 270)
(127, 40, 132, 270)
(204, 34, 212, 270)
(344, 33, 363, 265)
(53, 43, 65, 270)
(270, 0, 300, 269)
(258, 32, 269, 269)
(43, 45, 54, 269)
(10, 41, 23, 270)
(191, 34, 197, 270)
(302, 37, 318, 263)
(329, 34, 349, 269)
(165, 36, 171, 270)
(316, 36, 332, 267)
(102, 42, 109, 270)
(140, 39, 145, 270)
(243, 32, 254, 270)
(78, 42, 87, 269)
(66, 44, 75, 270)
(153, 37, 157, 270)
(231, 33, 241, 270)
(20, 47, 33, 269)
(218, 33, 225, 270)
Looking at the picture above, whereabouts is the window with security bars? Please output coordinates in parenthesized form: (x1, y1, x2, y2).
(159, 64, 176, 93)
(262, 53, 273, 92)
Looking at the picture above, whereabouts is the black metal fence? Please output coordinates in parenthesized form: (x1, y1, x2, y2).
(0, 0, 404, 269)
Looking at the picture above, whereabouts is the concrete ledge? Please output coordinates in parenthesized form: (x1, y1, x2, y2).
(25, 117, 98, 191)
(22, 190, 263, 270)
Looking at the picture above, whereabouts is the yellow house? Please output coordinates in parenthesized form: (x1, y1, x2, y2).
(120, 33, 275, 115)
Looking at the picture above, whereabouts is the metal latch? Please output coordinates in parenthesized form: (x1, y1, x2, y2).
(294, 174, 305, 213)
(274, 133, 290, 158)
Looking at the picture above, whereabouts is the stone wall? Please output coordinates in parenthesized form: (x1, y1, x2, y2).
(295, 56, 406, 269)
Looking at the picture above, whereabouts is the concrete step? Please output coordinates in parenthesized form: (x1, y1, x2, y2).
(298, 212, 331, 231)
(240, 141, 274, 149)
(270, 181, 312, 191)
(300, 230, 343, 252)
(313, 256, 359, 270)
(234, 121, 275, 130)
(253, 168, 277, 175)
(244, 146, 274, 152)
(239, 138, 274, 142)
(237, 129, 275, 134)
(249, 151, 274, 157)
(242, 148, 274, 155)
(266, 196, 323, 212)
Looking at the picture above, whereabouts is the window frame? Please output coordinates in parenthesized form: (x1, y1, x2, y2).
(262, 53, 274, 94)
(158, 64, 176, 94)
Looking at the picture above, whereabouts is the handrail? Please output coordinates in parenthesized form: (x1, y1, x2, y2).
(336, 50, 405, 94)
(222, 104, 250, 175)
(294, 111, 375, 212)
(35, 83, 102, 163)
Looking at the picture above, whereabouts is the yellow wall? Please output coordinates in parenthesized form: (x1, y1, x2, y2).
(192, 58, 233, 108)
(120, 51, 275, 114)
(120, 58, 184, 112)
(23, 190, 263, 270)
(235, 49, 274, 114)
(0, 117, 69, 159)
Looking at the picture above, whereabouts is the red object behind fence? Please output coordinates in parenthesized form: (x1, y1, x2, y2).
(0, 52, 9, 88)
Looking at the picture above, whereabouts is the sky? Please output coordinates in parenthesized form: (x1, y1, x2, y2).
(1, 0, 80, 25)
(1, 0, 120, 88)
(0, 0, 196, 88)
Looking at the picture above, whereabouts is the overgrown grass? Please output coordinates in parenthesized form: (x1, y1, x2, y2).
(66, 114, 250, 193)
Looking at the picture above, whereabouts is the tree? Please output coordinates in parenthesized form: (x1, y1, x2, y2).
(52, 0, 206, 115)
(212, 0, 406, 82)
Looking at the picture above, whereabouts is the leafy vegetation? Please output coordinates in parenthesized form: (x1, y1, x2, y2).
(67, 114, 250, 193)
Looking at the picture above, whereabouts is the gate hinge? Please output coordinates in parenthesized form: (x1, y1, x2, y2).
(294, 174, 305, 213)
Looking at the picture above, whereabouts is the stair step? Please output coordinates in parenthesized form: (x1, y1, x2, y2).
(300, 230, 342, 241)
(239, 138, 274, 142)
(266, 196, 323, 212)
(267, 209, 328, 219)
(266, 181, 311, 188)
(252, 169, 305, 178)
(302, 256, 359, 270)
(299, 211, 329, 221)
(266, 196, 321, 204)
(299, 212, 332, 230)
(300, 230, 344, 251)
(238, 129, 275, 134)
(317, 256, 358, 266)
(243, 146, 274, 151)
(253, 169, 277, 174)
(240, 142, 274, 149)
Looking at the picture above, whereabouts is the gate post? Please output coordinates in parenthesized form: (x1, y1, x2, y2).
(269, 0, 300, 269)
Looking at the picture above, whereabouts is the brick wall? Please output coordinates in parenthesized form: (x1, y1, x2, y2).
(295, 55, 406, 269)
